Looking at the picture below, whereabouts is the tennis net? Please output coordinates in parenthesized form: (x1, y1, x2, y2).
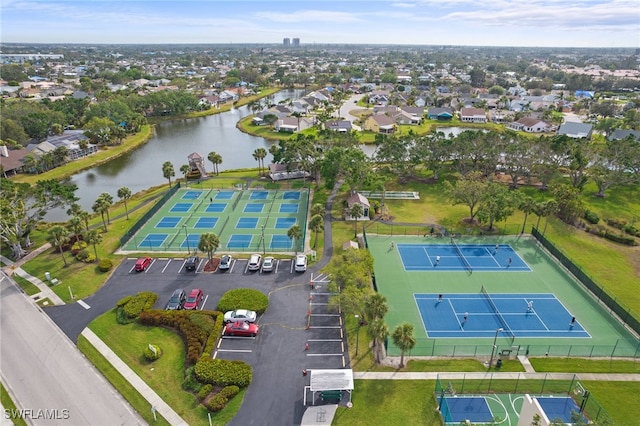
(480, 285, 513, 339)
(450, 237, 472, 273)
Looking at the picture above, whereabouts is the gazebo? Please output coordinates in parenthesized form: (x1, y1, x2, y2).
(303, 369, 354, 406)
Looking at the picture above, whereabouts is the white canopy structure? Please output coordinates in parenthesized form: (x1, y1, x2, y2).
(303, 369, 354, 406)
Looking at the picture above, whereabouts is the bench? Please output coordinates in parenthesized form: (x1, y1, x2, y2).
(320, 390, 342, 401)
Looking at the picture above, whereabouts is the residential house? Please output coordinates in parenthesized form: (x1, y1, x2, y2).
(459, 107, 487, 123)
(363, 114, 396, 134)
(608, 129, 640, 141)
(345, 192, 370, 221)
(489, 110, 515, 123)
(507, 117, 549, 133)
(199, 95, 220, 108)
(368, 90, 390, 106)
(392, 106, 424, 125)
(557, 122, 593, 139)
(0, 145, 30, 177)
(325, 120, 352, 132)
(274, 116, 313, 133)
(427, 107, 454, 121)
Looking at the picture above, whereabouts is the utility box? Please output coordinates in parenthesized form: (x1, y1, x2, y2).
(496, 359, 503, 369)
(45, 272, 51, 281)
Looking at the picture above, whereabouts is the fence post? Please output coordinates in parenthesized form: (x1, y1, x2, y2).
(610, 339, 619, 358)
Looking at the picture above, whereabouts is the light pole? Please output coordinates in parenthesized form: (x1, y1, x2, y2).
(354, 315, 361, 357)
(261, 224, 266, 255)
(183, 224, 190, 254)
(488, 327, 503, 369)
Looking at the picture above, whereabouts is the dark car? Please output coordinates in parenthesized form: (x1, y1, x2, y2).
(134, 257, 152, 272)
(225, 321, 259, 337)
(185, 256, 199, 271)
(184, 288, 203, 310)
(219, 254, 233, 271)
(165, 289, 186, 310)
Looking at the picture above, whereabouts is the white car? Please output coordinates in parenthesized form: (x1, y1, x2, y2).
(219, 255, 233, 270)
(224, 309, 257, 324)
(262, 256, 275, 272)
(294, 254, 307, 272)
(248, 253, 262, 271)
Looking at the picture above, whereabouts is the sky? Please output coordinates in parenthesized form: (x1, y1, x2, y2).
(1, 0, 639, 48)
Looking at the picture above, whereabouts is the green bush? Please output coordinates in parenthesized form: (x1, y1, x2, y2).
(216, 288, 269, 314)
(604, 231, 638, 246)
(98, 258, 113, 272)
(205, 393, 227, 412)
(182, 366, 203, 393)
(143, 344, 162, 361)
(71, 240, 88, 255)
(117, 292, 158, 324)
(75, 249, 91, 262)
(584, 210, 600, 224)
(220, 385, 239, 399)
(116, 295, 132, 307)
(197, 384, 213, 401)
(194, 357, 252, 387)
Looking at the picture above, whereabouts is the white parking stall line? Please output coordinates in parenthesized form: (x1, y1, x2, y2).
(306, 353, 344, 357)
(160, 259, 172, 273)
(77, 300, 91, 309)
(310, 303, 328, 306)
(274, 260, 280, 273)
(199, 295, 209, 310)
(307, 339, 343, 342)
(307, 326, 342, 329)
(309, 314, 341, 317)
(216, 349, 253, 353)
(230, 259, 237, 273)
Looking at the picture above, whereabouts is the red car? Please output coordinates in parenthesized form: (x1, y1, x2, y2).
(134, 257, 152, 272)
(183, 289, 204, 310)
(225, 321, 259, 337)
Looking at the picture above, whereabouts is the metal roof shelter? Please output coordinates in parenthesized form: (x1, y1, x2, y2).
(303, 369, 354, 406)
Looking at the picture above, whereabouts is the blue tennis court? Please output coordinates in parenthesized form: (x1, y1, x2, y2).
(250, 191, 268, 200)
(170, 203, 193, 213)
(244, 203, 265, 213)
(138, 233, 168, 248)
(237, 217, 259, 229)
(536, 397, 587, 423)
(279, 204, 299, 213)
(415, 293, 589, 338)
(194, 217, 218, 228)
(283, 191, 300, 200)
(215, 191, 235, 200)
(397, 243, 530, 272)
(156, 217, 180, 228)
(228, 234, 253, 249)
(180, 234, 200, 249)
(270, 235, 292, 249)
(182, 191, 202, 200)
(275, 218, 296, 229)
(205, 203, 226, 213)
(440, 397, 492, 423)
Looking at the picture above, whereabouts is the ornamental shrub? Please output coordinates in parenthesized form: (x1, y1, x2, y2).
(71, 241, 88, 255)
(98, 258, 113, 272)
(197, 384, 213, 401)
(182, 366, 203, 393)
(143, 344, 162, 361)
(583, 210, 599, 225)
(194, 357, 252, 387)
(117, 292, 158, 324)
(216, 288, 269, 314)
(205, 393, 227, 412)
(116, 295, 133, 307)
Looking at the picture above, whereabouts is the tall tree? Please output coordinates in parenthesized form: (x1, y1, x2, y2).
(310, 203, 325, 218)
(476, 182, 518, 231)
(367, 318, 389, 365)
(117, 187, 132, 220)
(47, 225, 70, 267)
(392, 322, 416, 368)
(551, 184, 584, 225)
(98, 193, 113, 224)
(207, 151, 222, 175)
(252, 148, 267, 176)
(92, 196, 110, 232)
(180, 164, 191, 185)
(309, 214, 324, 249)
(67, 216, 83, 244)
(198, 233, 220, 260)
(162, 161, 175, 187)
(85, 229, 103, 260)
(444, 171, 488, 223)
(519, 196, 536, 234)
(287, 225, 303, 254)
(349, 203, 364, 238)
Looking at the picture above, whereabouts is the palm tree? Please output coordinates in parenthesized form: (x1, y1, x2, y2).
(252, 148, 266, 176)
(92, 196, 110, 232)
(47, 225, 69, 267)
(162, 161, 175, 187)
(287, 225, 303, 254)
(309, 214, 324, 249)
(310, 203, 324, 218)
(78, 210, 91, 233)
(541, 200, 558, 235)
(207, 152, 222, 176)
(392, 322, 416, 368)
(519, 196, 536, 234)
(367, 318, 389, 364)
(257, 148, 268, 176)
(85, 229, 103, 260)
(372, 178, 388, 207)
(180, 164, 191, 186)
(98, 193, 113, 224)
(117, 187, 132, 220)
(349, 203, 364, 238)
(67, 216, 83, 244)
(364, 292, 388, 323)
(198, 233, 220, 260)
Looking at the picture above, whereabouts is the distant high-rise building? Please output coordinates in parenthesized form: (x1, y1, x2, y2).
(283, 38, 290, 47)
(292, 38, 300, 47)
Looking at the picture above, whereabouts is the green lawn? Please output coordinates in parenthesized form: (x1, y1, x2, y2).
(1, 382, 28, 426)
(87, 309, 242, 425)
(529, 357, 640, 374)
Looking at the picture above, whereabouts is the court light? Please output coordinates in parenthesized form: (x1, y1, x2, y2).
(488, 328, 503, 369)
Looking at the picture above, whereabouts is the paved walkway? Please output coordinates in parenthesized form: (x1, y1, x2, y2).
(353, 370, 640, 381)
(81, 328, 189, 426)
(1, 251, 66, 306)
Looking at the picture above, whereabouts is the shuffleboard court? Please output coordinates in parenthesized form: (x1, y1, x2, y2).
(244, 203, 265, 213)
(283, 191, 300, 200)
(215, 191, 235, 200)
(228, 234, 253, 249)
(170, 203, 193, 212)
(182, 190, 203, 200)
(205, 203, 227, 213)
(156, 217, 180, 228)
(237, 217, 259, 229)
(275, 217, 296, 229)
(194, 217, 218, 228)
(279, 204, 299, 213)
(250, 191, 268, 200)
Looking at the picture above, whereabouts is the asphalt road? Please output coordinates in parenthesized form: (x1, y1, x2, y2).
(0, 273, 144, 426)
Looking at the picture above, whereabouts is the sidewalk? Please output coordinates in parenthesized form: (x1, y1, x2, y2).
(81, 328, 189, 426)
(1, 251, 66, 306)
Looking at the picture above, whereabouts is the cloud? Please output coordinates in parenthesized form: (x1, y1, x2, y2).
(253, 9, 362, 23)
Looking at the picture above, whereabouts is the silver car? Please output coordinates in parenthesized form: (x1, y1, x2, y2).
(223, 309, 257, 324)
(262, 256, 275, 272)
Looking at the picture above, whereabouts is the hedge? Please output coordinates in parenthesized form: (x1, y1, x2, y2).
(194, 357, 252, 388)
(216, 288, 269, 314)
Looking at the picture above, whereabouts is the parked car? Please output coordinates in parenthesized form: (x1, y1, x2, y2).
(294, 254, 307, 272)
(183, 288, 203, 310)
(225, 321, 259, 337)
(248, 254, 262, 271)
(134, 257, 152, 272)
(219, 254, 233, 271)
(165, 289, 186, 310)
(261, 256, 275, 272)
(185, 256, 199, 271)
(224, 309, 257, 324)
